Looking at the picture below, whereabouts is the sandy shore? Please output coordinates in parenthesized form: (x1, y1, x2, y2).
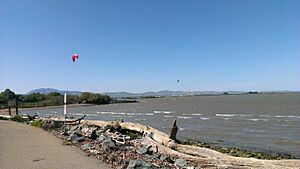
(0, 120, 112, 169)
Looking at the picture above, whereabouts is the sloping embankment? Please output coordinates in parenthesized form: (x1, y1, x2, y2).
(1, 114, 299, 169)
(86, 120, 300, 169)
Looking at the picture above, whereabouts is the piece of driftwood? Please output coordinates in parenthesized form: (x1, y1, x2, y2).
(169, 120, 178, 140)
(27, 113, 38, 121)
(66, 114, 86, 125)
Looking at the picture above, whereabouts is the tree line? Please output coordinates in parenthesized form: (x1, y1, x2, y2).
(0, 89, 112, 109)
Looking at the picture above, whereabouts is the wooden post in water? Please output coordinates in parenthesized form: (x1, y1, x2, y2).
(15, 99, 19, 115)
(8, 106, 11, 116)
(169, 119, 178, 140)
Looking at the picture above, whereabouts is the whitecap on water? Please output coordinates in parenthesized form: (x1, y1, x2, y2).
(191, 113, 202, 116)
(112, 115, 123, 118)
(127, 113, 143, 116)
(216, 113, 250, 117)
(259, 115, 271, 117)
(247, 118, 268, 121)
(163, 115, 174, 118)
(154, 110, 173, 114)
(236, 114, 251, 117)
(177, 116, 192, 119)
(99, 111, 115, 115)
(86, 114, 99, 117)
(134, 118, 146, 121)
(200, 117, 210, 120)
(216, 114, 234, 117)
(69, 113, 84, 116)
(275, 115, 300, 118)
(145, 113, 154, 116)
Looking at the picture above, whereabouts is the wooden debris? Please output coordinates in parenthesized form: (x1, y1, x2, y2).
(169, 120, 178, 141)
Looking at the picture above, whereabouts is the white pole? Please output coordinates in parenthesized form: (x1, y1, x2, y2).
(64, 93, 67, 129)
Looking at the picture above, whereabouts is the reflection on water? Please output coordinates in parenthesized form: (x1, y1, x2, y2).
(22, 93, 300, 157)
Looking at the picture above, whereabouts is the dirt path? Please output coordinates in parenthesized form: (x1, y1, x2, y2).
(0, 120, 112, 169)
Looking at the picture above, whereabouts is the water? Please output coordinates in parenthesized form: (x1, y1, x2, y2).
(21, 93, 300, 157)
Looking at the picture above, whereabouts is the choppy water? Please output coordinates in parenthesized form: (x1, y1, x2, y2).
(21, 93, 300, 158)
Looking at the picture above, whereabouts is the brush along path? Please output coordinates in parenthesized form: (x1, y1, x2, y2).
(0, 120, 112, 169)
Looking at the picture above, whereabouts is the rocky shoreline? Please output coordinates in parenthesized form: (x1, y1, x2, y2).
(1, 114, 300, 169)
(42, 118, 193, 169)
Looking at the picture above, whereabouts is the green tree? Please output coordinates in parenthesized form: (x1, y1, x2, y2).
(79, 92, 111, 104)
(23, 93, 46, 102)
(0, 89, 16, 108)
(68, 95, 79, 104)
(0, 89, 16, 100)
(79, 92, 93, 103)
(48, 92, 61, 96)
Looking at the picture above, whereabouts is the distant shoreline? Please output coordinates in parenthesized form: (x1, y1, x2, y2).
(1, 92, 298, 115)
(0, 104, 94, 115)
(0, 99, 139, 115)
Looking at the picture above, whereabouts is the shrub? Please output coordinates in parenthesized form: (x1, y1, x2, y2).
(10, 115, 25, 122)
(31, 120, 43, 128)
(118, 128, 143, 140)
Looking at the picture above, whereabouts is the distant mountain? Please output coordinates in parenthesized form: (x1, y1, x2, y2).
(27, 88, 82, 95)
(102, 90, 239, 98)
(27, 88, 229, 97)
(27, 88, 296, 98)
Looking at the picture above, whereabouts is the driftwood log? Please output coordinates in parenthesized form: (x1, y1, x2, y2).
(27, 113, 39, 121)
(66, 114, 86, 125)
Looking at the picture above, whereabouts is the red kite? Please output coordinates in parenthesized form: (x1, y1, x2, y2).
(72, 53, 79, 62)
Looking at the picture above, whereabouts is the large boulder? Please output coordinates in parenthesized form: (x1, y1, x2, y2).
(102, 138, 116, 151)
(167, 140, 177, 149)
(127, 160, 158, 169)
(175, 159, 187, 167)
(111, 121, 121, 130)
(69, 125, 78, 131)
(98, 135, 110, 142)
(80, 126, 98, 139)
(160, 155, 174, 164)
(96, 129, 105, 135)
(136, 146, 153, 155)
(68, 133, 85, 143)
(136, 147, 148, 155)
(81, 126, 90, 135)
(81, 143, 90, 151)
(89, 129, 98, 140)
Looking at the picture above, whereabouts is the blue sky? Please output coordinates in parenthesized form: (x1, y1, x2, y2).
(0, 0, 299, 93)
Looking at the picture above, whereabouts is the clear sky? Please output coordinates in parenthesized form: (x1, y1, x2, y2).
(0, 0, 299, 94)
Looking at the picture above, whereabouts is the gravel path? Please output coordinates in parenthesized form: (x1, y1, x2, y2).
(0, 120, 112, 169)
